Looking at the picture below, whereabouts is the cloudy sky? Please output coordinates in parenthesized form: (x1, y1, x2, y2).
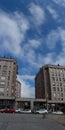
(0, 0, 65, 98)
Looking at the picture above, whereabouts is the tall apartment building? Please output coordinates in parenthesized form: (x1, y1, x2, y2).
(35, 64, 65, 101)
(16, 80, 21, 98)
(0, 57, 21, 97)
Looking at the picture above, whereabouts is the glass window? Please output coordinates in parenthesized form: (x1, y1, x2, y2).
(61, 98, 63, 100)
(60, 87, 63, 91)
(0, 65, 1, 69)
(59, 78, 61, 81)
(2, 71, 7, 76)
(3, 65, 7, 70)
(57, 93, 60, 96)
(61, 93, 63, 97)
(53, 87, 56, 91)
(1, 77, 5, 80)
(0, 82, 5, 85)
(64, 87, 65, 91)
(63, 78, 65, 81)
(56, 78, 58, 81)
(60, 82, 62, 86)
(53, 93, 56, 97)
(0, 88, 4, 92)
(57, 87, 59, 91)
(52, 83, 55, 86)
(52, 77, 55, 81)
(58, 98, 60, 100)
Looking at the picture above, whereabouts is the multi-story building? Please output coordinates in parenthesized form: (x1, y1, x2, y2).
(16, 80, 21, 98)
(0, 57, 21, 97)
(35, 64, 65, 101)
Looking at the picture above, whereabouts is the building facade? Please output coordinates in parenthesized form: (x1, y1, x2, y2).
(0, 57, 21, 98)
(35, 64, 65, 101)
(16, 80, 21, 98)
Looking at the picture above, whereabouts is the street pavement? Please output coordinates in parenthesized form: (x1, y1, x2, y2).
(0, 113, 65, 130)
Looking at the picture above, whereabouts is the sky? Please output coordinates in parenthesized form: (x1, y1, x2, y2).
(0, 0, 65, 98)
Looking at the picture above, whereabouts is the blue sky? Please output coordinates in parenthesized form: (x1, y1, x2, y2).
(0, 0, 65, 98)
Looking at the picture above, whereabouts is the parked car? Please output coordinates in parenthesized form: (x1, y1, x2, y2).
(35, 109, 48, 114)
(52, 111, 63, 115)
(15, 108, 22, 113)
(1, 108, 15, 113)
(21, 109, 31, 114)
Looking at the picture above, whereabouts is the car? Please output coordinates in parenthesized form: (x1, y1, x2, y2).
(15, 108, 22, 113)
(52, 111, 63, 115)
(1, 108, 15, 113)
(35, 109, 48, 114)
(21, 109, 31, 114)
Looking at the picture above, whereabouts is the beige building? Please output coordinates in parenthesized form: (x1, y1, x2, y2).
(0, 57, 21, 97)
(35, 64, 65, 101)
(16, 80, 21, 98)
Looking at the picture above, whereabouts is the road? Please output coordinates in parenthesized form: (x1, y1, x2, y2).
(0, 113, 65, 130)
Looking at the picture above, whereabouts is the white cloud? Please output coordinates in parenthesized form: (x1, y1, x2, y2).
(21, 38, 42, 66)
(53, 0, 65, 7)
(28, 39, 41, 48)
(23, 39, 41, 51)
(35, 53, 55, 68)
(45, 27, 65, 66)
(59, 28, 65, 49)
(20, 75, 35, 81)
(31, 27, 65, 68)
(29, 3, 45, 26)
(0, 10, 29, 56)
(46, 29, 60, 49)
(47, 6, 59, 20)
(17, 75, 35, 98)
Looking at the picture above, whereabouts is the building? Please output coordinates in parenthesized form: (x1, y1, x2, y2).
(0, 57, 20, 97)
(16, 80, 21, 98)
(35, 64, 65, 101)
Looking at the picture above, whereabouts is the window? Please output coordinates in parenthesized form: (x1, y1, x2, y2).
(3, 65, 7, 70)
(8, 71, 11, 75)
(61, 98, 63, 100)
(52, 77, 55, 81)
(52, 83, 55, 86)
(2, 71, 7, 76)
(63, 78, 65, 81)
(60, 87, 63, 91)
(53, 93, 56, 97)
(1, 76, 5, 80)
(8, 76, 10, 80)
(58, 98, 60, 100)
(53, 87, 56, 91)
(8, 82, 9, 86)
(57, 93, 60, 96)
(7, 88, 8, 91)
(0, 93, 4, 96)
(0, 88, 4, 92)
(60, 82, 62, 86)
(0, 65, 1, 69)
(56, 78, 58, 81)
(57, 83, 59, 86)
(52, 73, 54, 76)
(60, 70, 63, 73)
(61, 93, 63, 97)
(0, 82, 5, 85)
(57, 87, 59, 91)
(59, 78, 61, 81)
(64, 87, 65, 91)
